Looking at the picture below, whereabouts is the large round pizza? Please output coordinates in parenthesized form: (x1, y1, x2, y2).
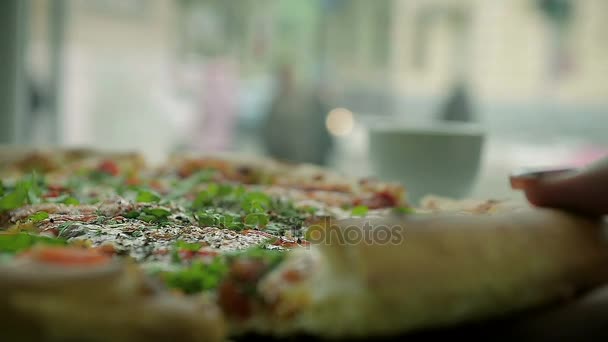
(1, 147, 607, 341)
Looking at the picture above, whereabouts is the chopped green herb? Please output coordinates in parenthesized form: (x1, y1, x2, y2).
(302, 206, 318, 214)
(265, 222, 286, 235)
(136, 190, 160, 203)
(244, 213, 270, 228)
(93, 215, 108, 225)
(28, 211, 49, 223)
(241, 192, 271, 213)
(63, 197, 80, 205)
(196, 211, 220, 227)
(57, 222, 74, 236)
(192, 190, 214, 210)
(143, 208, 172, 219)
(165, 245, 287, 294)
(124, 210, 140, 219)
(171, 240, 203, 263)
(351, 205, 369, 217)
(0, 186, 28, 211)
(392, 206, 415, 215)
(228, 245, 286, 270)
(125, 207, 172, 224)
(221, 213, 244, 231)
(138, 214, 158, 223)
(232, 185, 246, 199)
(217, 184, 234, 197)
(0, 173, 43, 211)
(0, 232, 66, 253)
(175, 240, 203, 252)
(164, 258, 229, 294)
(191, 183, 237, 210)
(170, 170, 217, 198)
(226, 221, 244, 231)
(195, 210, 243, 230)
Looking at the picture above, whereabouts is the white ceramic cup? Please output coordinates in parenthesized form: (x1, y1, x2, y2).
(368, 121, 485, 205)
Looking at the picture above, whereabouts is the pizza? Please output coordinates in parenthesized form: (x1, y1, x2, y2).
(1, 147, 607, 341)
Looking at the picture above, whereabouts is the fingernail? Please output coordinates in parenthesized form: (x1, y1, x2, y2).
(509, 167, 576, 190)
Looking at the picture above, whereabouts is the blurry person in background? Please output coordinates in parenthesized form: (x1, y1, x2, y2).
(262, 62, 333, 165)
(192, 47, 240, 153)
(438, 79, 475, 123)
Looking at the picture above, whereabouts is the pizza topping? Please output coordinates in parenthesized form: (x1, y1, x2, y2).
(230, 258, 268, 282)
(163, 257, 229, 294)
(282, 268, 305, 283)
(63, 197, 80, 205)
(1, 152, 411, 311)
(57, 223, 87, 239)
(21, 246, 111, 266)
(0, 172, 43, 211)
(272, 237, 308, 248)
(43, 184, 67, 198)
(27, 211, 50, 223)
(97, 160, 120, 176)
(392, 206, 415, 215)
(356, 190, 400, 209)
(135, 189, 161, 203)
(218, 280, 252, 320)
(0, 232, 67, 254)
(216, 247, 288, 319)
(351, 205, 369, 217)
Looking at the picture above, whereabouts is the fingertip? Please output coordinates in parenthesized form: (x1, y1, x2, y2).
(522, 186, 549, 207)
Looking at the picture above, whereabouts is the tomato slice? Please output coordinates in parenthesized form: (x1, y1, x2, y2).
(22, 247, 111, 266)
(98, 160, 120, 176)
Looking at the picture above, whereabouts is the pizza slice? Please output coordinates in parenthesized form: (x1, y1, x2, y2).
(0, 233, 225, 342)
(220, 207, 608, 338)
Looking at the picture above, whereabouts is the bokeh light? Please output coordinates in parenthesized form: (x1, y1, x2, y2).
(326, 108, 355, 137)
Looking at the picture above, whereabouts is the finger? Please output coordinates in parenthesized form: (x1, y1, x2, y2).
(511, 158, 608, 217)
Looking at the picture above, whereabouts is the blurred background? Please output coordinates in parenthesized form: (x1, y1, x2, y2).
(1, 0, 607, 201)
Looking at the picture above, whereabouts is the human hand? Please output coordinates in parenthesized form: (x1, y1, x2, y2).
(510, 157, 608, 217)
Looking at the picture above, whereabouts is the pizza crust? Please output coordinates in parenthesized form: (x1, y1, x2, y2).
(0, 259, 226, 341)
(249, 208, 608, 338)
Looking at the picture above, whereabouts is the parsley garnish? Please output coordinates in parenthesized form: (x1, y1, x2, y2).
(392, 206, 415, 215)
(244, 212, 270, 228)
(171, 240, 204, 263)
(143, 207, 172, 219)
(164, 245, 286, 294)
(195, 210, 244, 231)
(191, 183, 238, 210)
(0, 172, 43, 211)
(163, 258, 229, 294)
(136, 189, 161, 203)
(0, 232, 66, 253)
(241, 192, 271, 213)
(63, 197, 80, 205)
(125, 207, 172, 223)
(351, 205, 369, 217)
(170, 170, 216, 199)
(227, 245, 286, 270)
(57, 222, 75, 237)
(27, 211, 49, 223)
(125, 210, 140, 219)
